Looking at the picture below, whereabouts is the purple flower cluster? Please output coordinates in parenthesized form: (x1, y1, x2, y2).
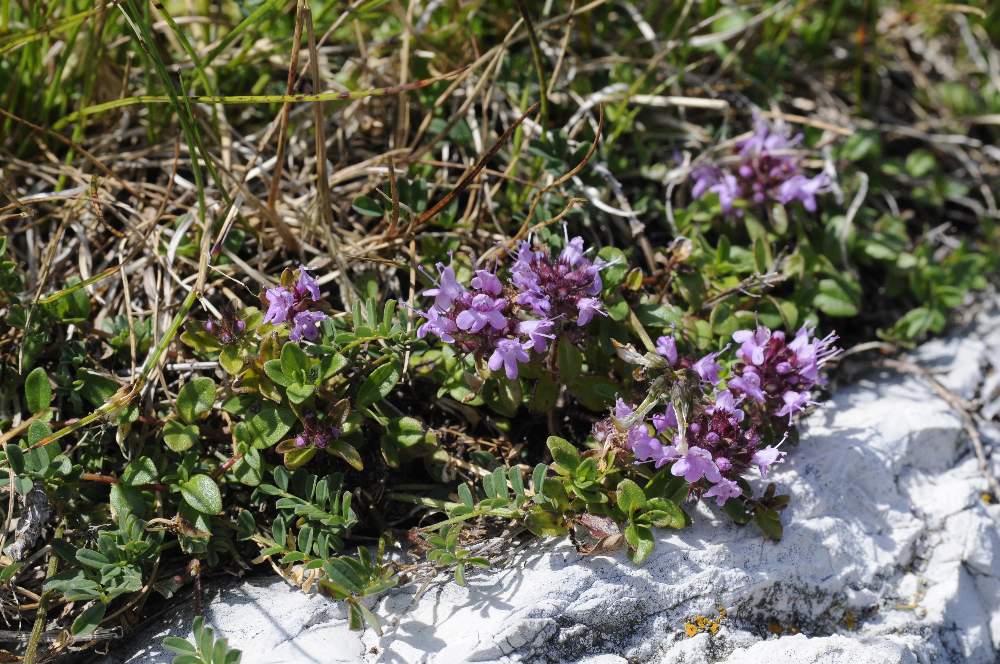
(728, 325, 840, 424)
(607, 325, 839, 507)
(294, 415, 341, 450)
(416, 235, 605, 380)
(263, 267, 328, 342)
(511, 236, 605, 325)
(691, 117, 831, 215)
(204, 308, 247, 345)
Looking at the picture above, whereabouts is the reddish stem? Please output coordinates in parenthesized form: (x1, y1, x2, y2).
(80, 473, 167, 492)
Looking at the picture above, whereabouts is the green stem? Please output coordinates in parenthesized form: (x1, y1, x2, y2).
(26, 287, 199, 452)
(628, 308, 656, 353)
(385, 492, 458, 512)
(23, 524, 62, 664)
(514, 0, 549, 132)
(52, 69, 465, 131)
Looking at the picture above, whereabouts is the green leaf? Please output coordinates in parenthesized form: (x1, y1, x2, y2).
(236, 510, 256, 540)
(239, 405, 296, 449)
(47, 278, 91, 323)
(286, 382, 315, 404)
(75, 548, 110, 569)
(177, 377, 216, 424)
(352, 195, 384, 218)
(616, 479, 647, 517)
(219, 346, 244, 375)
(110, 484, 147, 520)
(78, 370, 119, 408)
(597, 246, 627, 288)
(122, 456, 158, 485)
(280, 342, 309, 377)
(904, 149, 936, 178)
(319, 353, 348, 380)
(24, 367, 51, 414)
(181, 474, 223, 515)
(4, 445, 24, 475)
(723, 499, 751, 525)
(71, 602, 107, 636)
(483, 376, 521, 417)
(606, 296, 629, 322)
(357, 359, 400, 409)
(567, 376, 618, 411)
(546, 436, 580, 474)
(754, 506, 783, 541)
(26, 420, 50, 447)
(524, 506, 567, 537)
(162, 636, 198, 655)
(557, 338, 582, 380)
(814, 278, 859, 317)
(263, 360, 290, 387)
(528, 374, 559, 413)
(163, 421, 199, 453)
(623, 523, 655, 564)
(531, 463, 547, 502)
(644, 498, 685, 528)
(892, 306, 945, 341)
(326, 440, 364, 471)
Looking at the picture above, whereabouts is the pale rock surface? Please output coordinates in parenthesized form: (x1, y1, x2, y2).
(104, 301, 1000, 663)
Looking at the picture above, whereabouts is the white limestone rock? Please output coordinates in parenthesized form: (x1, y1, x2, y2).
(105, 301, 1000, 664)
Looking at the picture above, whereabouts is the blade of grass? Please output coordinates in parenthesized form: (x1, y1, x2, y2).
(0, 4, 106, 55)
(267, 0, 306, 213)
(52, 68, 469, 131)
(202, 0, 285, 69)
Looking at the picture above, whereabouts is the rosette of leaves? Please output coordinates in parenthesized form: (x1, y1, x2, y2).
(320, 544, 398, 633)
(43, 515, 163, 635)
(423, 525, 489, 586)
(246, 467, 359, 565)
(163, 616, 242, 664)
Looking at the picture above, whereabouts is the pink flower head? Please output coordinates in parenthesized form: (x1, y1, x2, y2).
(510, 242, 542, 292)
(517, 318, 555, 353)
(670, 446, 722, 484)
(652, 403, 678, 433)
(729, 369, 766, 404)
(559, 235, 587, 267)
(416, 307, 457, 343)
(711, 173, 741, 213)
(777, 173, 830, 212)
(423, 263, 465, 311)
(471, 269, 503, 296)
(264, 287, 295, 325)
(628, 424, 663, 463)
(488, 338, 530, 379)
(613, 398, 634, 422)
(775, 390, 816, 423)
(732, 326, 771, 366)
(576, 297, 605, 326)
(752, 446, 787, 477)
(788, 326, 840, 386)
(704, 478, 742, 506)
(290, 310, 327, 342)
(655, 335, 678, 366)
(455, 294, 507, 333)
(295, 268, 321, 301)
(693, 350, 724, 385)
(651, 443, 681, 469)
